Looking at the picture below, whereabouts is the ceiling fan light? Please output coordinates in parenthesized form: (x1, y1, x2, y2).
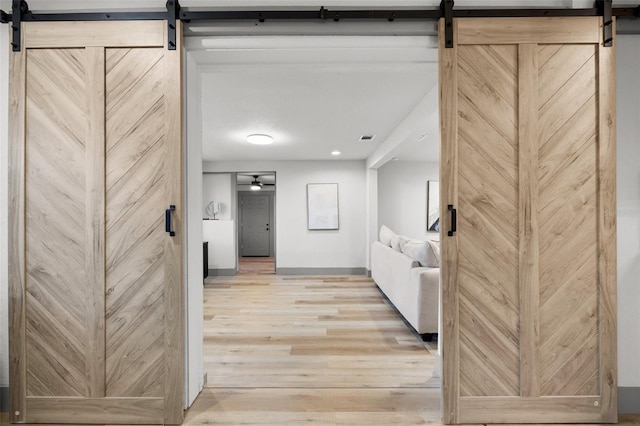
(250, 179, 263, 190)
(247, 134, 274, 145)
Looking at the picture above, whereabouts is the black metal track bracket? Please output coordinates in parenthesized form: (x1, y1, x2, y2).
(441, 0, 454, 48)
(319, 6, 327, 20)
(597, 0, 614, 47)
(166, 0, 180, 50)
(11, 0, 29, 52)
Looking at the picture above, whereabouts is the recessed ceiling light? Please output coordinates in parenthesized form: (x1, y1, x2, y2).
(331, 151, 341, 156)
(246, 134, 274, 145)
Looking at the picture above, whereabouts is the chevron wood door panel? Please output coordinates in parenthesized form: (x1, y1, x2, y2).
(440, 17, 616, 424)
(25, 48, 91, 398)
(9, 21, 184, 424)
(538, 44, 599, 397)
(457, 44, 520, 398)
(105, 47, 168, 399)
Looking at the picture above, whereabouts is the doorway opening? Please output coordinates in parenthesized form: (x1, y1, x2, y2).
(188, 26, 442, 423)
(237, 172, 276, 275)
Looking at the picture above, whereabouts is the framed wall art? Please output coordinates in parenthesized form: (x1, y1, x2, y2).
(427, 180, 439, 232)
(307, 183, 339, 230)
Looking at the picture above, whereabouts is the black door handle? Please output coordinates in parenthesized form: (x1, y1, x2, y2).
(448, 204, 457, 237)
(165, 205, 176, 237)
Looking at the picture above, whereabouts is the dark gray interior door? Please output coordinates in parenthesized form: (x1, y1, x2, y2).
(241, 194, 271, 256)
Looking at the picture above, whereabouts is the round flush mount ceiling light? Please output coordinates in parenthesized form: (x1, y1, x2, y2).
(246, 134, 274, 145)
(331, 151, 341, 156)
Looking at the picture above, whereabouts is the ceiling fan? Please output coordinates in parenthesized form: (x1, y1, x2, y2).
(238, 173, 275, 191)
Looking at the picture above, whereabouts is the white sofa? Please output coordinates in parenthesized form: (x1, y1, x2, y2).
(371, 240, 439, 339)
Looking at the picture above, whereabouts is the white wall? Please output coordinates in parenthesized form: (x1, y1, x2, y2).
(185, 51, 204, 407)
(365, 168, 379, 271)
(377, 160, 439, 241)
(616, 34, 640, 389)
(205, 160, 367, 269)
(202, 173, 233, 220)
(0, 23, 9, 393)
(202, 174, 238, 270)
(203, 220, 237, 269)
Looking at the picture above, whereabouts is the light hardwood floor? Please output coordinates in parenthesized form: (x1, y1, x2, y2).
(187, 274, 439, 425)
(201, 274, 438, 389)
(238, 256, 276, 275)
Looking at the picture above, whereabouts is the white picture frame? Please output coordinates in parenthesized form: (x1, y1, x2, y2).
(307, 183, 339, 230)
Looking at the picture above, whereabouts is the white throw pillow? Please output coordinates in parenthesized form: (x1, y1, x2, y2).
(428, 240, 440, 267)
(379, 225, 395, 247)
(391, 234, 411, 252)
(390, 234, 402, 251)
(400, 238, 439, 268)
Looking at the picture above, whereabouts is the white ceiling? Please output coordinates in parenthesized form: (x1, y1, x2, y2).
(194, 35, 439, 163)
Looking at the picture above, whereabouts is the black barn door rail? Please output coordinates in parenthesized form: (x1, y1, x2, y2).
(2, 0, 639, 51)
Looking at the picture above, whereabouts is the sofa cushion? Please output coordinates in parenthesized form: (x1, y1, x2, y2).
(379, 225, 395, 246)
(400, 238, 439, 268)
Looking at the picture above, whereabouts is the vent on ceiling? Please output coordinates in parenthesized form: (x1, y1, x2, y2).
(359, 135, 376, 142)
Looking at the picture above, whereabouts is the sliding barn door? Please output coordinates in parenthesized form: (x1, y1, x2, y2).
(439, 17, 616, 424)
(9, 21, 184, 424)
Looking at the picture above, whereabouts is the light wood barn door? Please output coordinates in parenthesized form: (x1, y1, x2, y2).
(439, 17, 616, 424)
(9, 21, 184, 424)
